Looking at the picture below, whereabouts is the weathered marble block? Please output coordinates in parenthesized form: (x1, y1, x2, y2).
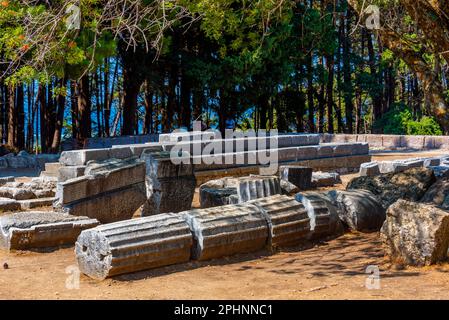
(0, 211, 99, 251)
(140, 150, 195, 216)
(381, 200, 449, 266)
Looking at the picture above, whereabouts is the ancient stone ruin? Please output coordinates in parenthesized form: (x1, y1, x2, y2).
(3, 131, 449, 282)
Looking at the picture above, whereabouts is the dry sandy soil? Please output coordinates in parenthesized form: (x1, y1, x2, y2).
(1, 150, 449, 300)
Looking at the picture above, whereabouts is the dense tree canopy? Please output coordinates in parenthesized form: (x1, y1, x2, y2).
(1, 0, 449, 153)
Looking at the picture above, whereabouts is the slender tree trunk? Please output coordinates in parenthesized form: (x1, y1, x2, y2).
(16, 84, 24, 149)
(7, 85, 15, 147)
(51, 78, 66, 153)
(77, 74, 92, 142)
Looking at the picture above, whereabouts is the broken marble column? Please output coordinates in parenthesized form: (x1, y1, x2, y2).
(199, 177, 240, 208)
(141, 149, 196, 216)
(295, 192, 344, 240)
(279, 166, 313, 190)
(0, 211, 99, 251)
(381, 200, 449, 266)
(75, 213, 193, 280)
(311, 172, 342, 188)
(247, 195, 310, 247)
(182, 203, 269, 260)
(199, 175, 281, 208)
(55, 157, 147, 223)
(327, 190, 386, 232)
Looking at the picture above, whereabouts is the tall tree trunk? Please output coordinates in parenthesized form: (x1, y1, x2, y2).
(342, 8, 354, 133)
(51, 79, 66, 153)
(7, 85, 15, 147)
(39, 84, 47, 152)
(16, 84, 25, 149)
(306, 53, 315, 133)
(77, 74, 92, 142)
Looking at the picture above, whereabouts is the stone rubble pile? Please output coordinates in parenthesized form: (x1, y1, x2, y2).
(359, 155, 449, 177)
(0, 176, 57, 212)
(0, 151, 58, 170)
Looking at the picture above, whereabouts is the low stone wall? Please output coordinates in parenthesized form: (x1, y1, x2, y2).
(0, 152, 59, 171)
(61, 134, 159, 151)
(320, 134, 449, 150)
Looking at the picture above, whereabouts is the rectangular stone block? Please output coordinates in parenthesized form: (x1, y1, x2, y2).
(401, 136, 425, 149)
(18, 197, 54, 209)
(382, 135, 402, 149)
(0, 211, 99, 251)
(56, 160, 145, 205)
(279, 165, 312, 190)
(58, 166, 86, 182)
(62, 183, 147, 223)
(316, 145, 334, 158)
(365, 135, 383, 148)
(108, 146, 133, 159)
(59, 148, 111, 166)
(432, 136, 449, 150)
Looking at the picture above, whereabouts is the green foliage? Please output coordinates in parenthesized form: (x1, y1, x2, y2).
(373, 103, 442, 135)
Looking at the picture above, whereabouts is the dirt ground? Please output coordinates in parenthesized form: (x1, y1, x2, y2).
(1, 150, 449, 300)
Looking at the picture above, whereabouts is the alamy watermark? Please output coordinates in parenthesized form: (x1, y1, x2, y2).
(169, 121, 279, 175)
(365, 265, 381, 290)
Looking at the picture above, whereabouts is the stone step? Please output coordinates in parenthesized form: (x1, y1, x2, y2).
(0, 211, 99, 251)
(75, 213, 192, 280)
(18, 197, 55, 210)
(44, 162, 62, 174)
(0, 198, 21, 212)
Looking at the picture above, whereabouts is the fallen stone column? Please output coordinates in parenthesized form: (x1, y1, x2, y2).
(199, 175, 281, 208)
(295, 192, 343, 240)
(327, 190, 386, 232)
(381, 200, 449, 266)
(75, 213, 193, 280)
(247, 195, 310, 247)
(182, 204, 269, 260)
(0, 211, 99, 251)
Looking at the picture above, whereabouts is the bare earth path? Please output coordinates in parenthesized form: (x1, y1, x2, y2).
(1, 150, 448, 300)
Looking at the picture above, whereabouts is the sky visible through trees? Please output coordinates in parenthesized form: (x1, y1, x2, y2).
(1, 0, 449, 153)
